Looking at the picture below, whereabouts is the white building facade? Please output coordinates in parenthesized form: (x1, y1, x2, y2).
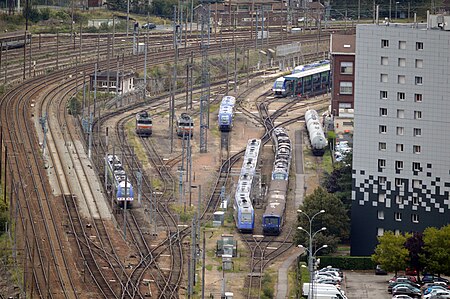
(351, 22, 450, 256)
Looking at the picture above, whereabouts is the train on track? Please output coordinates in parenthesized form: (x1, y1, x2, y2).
(105, 154, 134, 205)
(0, 31, 31, 50)
(273, 60, 331, 97)
(176, 113, 194, 137)
(234, 138, 261, 232)
(135, 110, 152, 136)
(262, 127, 292, 235)
(218, 95, 236, 132)
(305, 109, 327, 156)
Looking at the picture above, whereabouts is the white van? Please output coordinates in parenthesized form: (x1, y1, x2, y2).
(303, 283, 347, 299)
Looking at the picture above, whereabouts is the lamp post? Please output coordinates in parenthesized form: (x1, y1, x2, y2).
(297, 209, 326, 299)
(395, 2, 399, 20)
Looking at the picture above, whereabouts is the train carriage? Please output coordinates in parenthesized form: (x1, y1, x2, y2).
(105, 154, 134, 206)
(305, 109, 327, 156)
(218, 96, 236, 132)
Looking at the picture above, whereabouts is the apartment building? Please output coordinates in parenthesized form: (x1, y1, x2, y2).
(351, 19, 450, 255)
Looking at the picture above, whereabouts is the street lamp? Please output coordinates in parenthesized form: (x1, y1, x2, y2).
(297, 209, 326, 299)
(395, 2, 400, 20)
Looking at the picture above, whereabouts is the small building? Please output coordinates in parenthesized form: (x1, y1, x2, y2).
(89, 71, 135, 94)
(330, 33, 356, 117)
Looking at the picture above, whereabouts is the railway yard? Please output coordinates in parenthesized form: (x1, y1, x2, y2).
(0, 20, 349, 299)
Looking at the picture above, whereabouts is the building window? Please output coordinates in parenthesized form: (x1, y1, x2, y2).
(415, 59, 423, 68)
(413, 145, 421, 154)
(378, 176, 386, 185)
(395, 230, 401, 235)
(395, 178, 403, 187)
(397, 92, 405, 101)
(413, 179, 421, 188)
(416, 42, 423, 50)
(415, 94, 423, 102)
(380, 91, 388, 99)
(378, 193, 386, 202)
(396, 144, 404, 152)
(378, 159, 386, 168)
(340, 62, 353, 74)
(381, 74, 388, 83)
(379, 142, 386, 151)
(339, 82, 353, 95)
(380, 108, 388, 116)
(378, 210, 384, 220)
(399, 41, 406, 49)
(413, 128, 422, 136)
(397, 109, 404, 118)
(382, 39, 389, 48)
(412, 214, 419, 223)
(396, 160, 404, 170)
(379, 125, 387, 134)
(398, 75, 405, 84)
(398, 58, 406, 67)
(415, 76, 423, 85)
(395, 212, 402, 221)
(381, 56, 389, 65)
(397, 127, 404, 135)
(412, 196, 419, 205)
(413, 162, 422, 171)
(414, 111, 422, 119)
(396, 196, 403, 204)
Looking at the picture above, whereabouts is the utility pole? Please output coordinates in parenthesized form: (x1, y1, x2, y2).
(170, 6, 181, 153)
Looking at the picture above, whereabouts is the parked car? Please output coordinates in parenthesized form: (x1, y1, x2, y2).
(388, 281, 421, 293)
(375, 264, 388, 275)
(424, 286, 448, 295)
(430, 293, 450, 299)
(142, 23, 156, 29)
(389, 275, 418, 284)
(392, 286, 421, 298)
(422, 282, 450, 292)
(423, 275, 450, 284)
(392, 295, 414, 299)
(405, 268, 418, 276)
(424, 289, 450, 299)
(318, 266, 343, 277)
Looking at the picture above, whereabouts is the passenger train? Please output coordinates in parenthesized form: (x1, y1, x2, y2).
(262, 127, 292, 235)
(234, 138, 261, 232)
(176, 113, 194, 137)
(135, 110, 152, 136)
(305, 109, 327, 156)
(273, 60, 331, 97)
(105, 154, 134, 205)
(218, 96, 236, 132)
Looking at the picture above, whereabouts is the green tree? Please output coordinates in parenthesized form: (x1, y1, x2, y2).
(295, 187, 349, 253)
(421, 225, 450, 275)
(372, 231, 411, 275)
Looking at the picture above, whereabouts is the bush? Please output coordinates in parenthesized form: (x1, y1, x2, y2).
(316, 256, 376, 270)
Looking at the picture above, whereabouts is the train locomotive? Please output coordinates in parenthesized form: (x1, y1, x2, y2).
(105, 154, 134, 206)
(233, 138, 261, 232)
(176, 113, 194, 137)
(135, 110, 152, 136)
(218, 96, 236, 132)
(262, 127, 292, 235)
(305, 109, 327, 156)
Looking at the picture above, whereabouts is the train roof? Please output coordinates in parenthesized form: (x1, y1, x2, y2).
(284, 64, 330, 80)
(178, 112, 192, 121)
(293, 60, 330, 73)
(136, 110, 151, 119)
(221, 96, 236, 107)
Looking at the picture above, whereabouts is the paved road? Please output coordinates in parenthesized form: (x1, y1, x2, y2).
(343, 270, 391, 299)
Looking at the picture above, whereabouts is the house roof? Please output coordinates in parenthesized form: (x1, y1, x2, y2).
(91, 70, 134, 79)
(330, 34, 356, 54)
(306, 1, 324, 9)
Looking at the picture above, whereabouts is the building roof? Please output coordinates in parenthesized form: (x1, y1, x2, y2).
(330, 34, 356, 55)
(306, 1, 324, 9)
(91, 70, 134, 79)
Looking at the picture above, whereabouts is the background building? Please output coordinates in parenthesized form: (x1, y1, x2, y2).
(351, 21, 450, 256)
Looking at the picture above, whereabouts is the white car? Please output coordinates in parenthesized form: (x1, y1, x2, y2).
(424, 289, 450, 299)
(392, 295, 413, 299)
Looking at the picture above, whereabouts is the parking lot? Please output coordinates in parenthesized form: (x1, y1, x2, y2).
(343, 270, 391, 299)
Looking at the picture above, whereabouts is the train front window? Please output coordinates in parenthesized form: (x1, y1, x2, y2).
(139, 120, 152, 125)
(264, 217, 279, 225)
(273, 173, 287, 180)
(275, 81, 284, 88)
(241, 213, 252, 222)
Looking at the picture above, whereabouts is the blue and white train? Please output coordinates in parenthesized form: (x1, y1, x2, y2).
(262, 127, 292, 235)
(106, 154, 134, 206)
(218, 96, 236, 132)
(273, 60, 331, 97)
(234, 138, 261, 232)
